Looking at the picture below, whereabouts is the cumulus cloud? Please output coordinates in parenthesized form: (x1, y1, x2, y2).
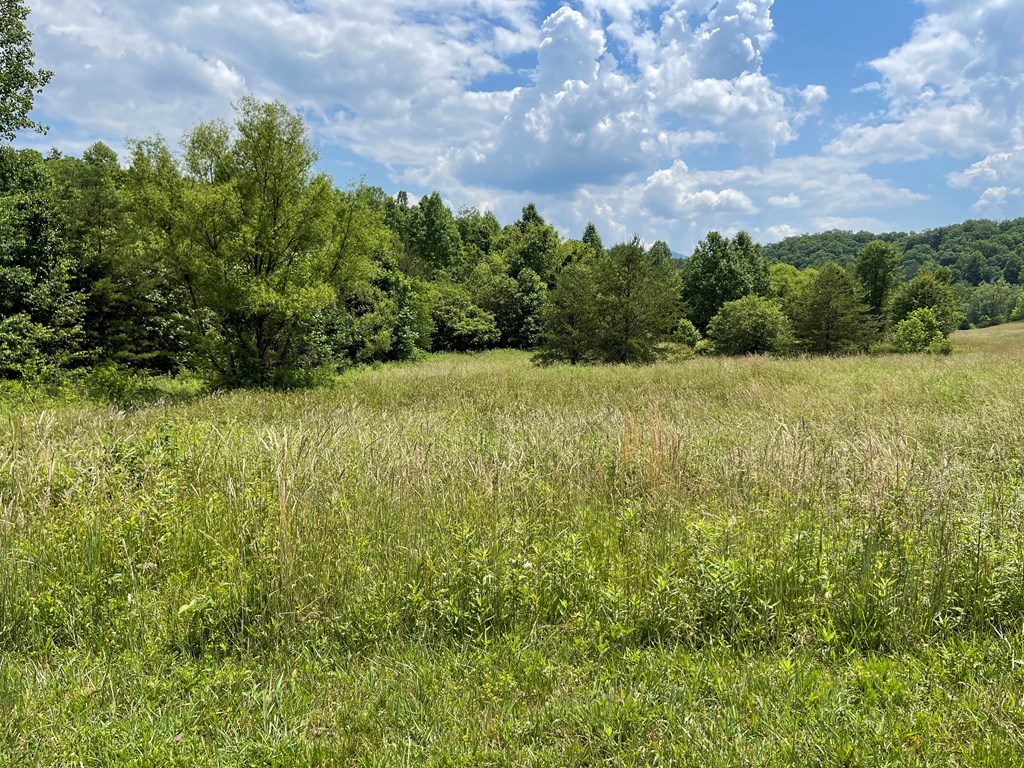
(828, 0, 1024, 164)
(448, 0, 824, 191)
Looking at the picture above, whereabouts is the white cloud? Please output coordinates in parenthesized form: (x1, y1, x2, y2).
(768, 194, 801, 208)
(828, 0, 1024, 164)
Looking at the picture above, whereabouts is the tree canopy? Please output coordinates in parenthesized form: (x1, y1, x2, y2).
(0, 0, 52, 140)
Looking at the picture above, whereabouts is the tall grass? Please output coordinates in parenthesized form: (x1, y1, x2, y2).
(3, 328, 1024, 661)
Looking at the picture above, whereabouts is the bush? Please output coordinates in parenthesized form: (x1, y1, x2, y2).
(888, 271, 963, 335)
(673, 318, 701, 349)
(892, 308, 951, 355)
(706, 295, 793, 356)
(1013, 295, 1024, 322)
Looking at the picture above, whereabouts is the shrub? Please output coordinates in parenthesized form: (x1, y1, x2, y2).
(892, 308, 948, 354)
(707, 295, 793, 356)
(673, 318, 701, 349)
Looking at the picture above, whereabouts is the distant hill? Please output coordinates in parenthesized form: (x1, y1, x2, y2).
(762, 218, 1024, 285)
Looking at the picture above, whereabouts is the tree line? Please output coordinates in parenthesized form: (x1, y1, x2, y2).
(765, 222, 1024, 329)
(1, 98, 986, 387)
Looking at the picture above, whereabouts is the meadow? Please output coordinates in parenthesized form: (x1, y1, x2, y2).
(2, 324, 1024, 766)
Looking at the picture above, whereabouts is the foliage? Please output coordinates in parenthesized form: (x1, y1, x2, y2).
(790, 262, 876, 354)
(592, 236, 682, 364)
(765, 218, 1024, 287)
(538, 237, 681, 364)
(0, 148, 84, 377)
(854, 239, 901, 319)
(0, 0, 52, 139)
(673, 318, 701, 349)
(707, 295, 793, 356)
(536, 259, 599, 364)
(681, 231, 770, 330)
(964, 278, 1021, 328)
(581, 220, 604, 255)
(888, 270, 964, 336)
(409, 191, 462, 276)
(892, 308, 951, 355)
(427, 281, 499, 352)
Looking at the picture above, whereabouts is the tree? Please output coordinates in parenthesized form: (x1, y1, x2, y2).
(1, 0, 52, 140)
(130, 98, 368, 386)
(592, 236, 682, 364)
(0, 147, 84, 376)
(964, 279, 1020, 328)
(427, 282, 499, 352)
(681, 231, 770, 330)
(791, 262, 876, 354)
(409, 191, 462, 275)
(496, 205, 561, 284)
(854, 240, 901, 319)
(707, 296, 793, 356)
(769, 262, 815, 318)
(887, 271, 963, 336)
(892, 308, 951, 355)
(467, 256, 546, 349)
(536, 259, 599, 364)
(581, 221, 604, 255)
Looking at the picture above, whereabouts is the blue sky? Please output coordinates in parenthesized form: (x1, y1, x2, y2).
(15, 0, 1024, 254)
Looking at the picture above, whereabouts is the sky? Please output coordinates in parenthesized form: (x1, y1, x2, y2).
(14, 0, 1024, 254)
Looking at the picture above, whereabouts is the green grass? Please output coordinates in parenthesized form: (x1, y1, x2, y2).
(2, 325, 1024, 765)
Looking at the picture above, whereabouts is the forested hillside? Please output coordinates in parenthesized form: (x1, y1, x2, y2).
(765, 219, 1024, 284)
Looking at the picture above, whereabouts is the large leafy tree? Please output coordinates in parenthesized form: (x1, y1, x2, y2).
(0, 0, 52, 140)
(0, 147, 84, 376)
(132, 98, 378, 386)
(854, 240, 902, 319)
(681, 231, 770, 330)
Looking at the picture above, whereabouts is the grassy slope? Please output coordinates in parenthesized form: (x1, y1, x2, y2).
(2, 325, 1024, 765)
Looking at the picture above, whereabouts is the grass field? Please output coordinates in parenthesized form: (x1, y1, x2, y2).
(2, 324, 1024, 765)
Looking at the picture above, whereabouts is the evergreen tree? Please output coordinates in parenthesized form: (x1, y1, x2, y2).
(791, 263, 876, 354)
(537, 259, 599, 364)
(581, 221, 604, 255)
(592, 236, 681, 364)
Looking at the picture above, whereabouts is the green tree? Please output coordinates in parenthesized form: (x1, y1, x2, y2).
(887, 271, 963, 336)
(892, 308, 951, 355)
(131, 98, 363, 386)
(537, 258, 599, 364)
(467, 256, 546, 349)
(581, 221, 604, 255)
(592, 235, 682, 364)
(964, 279, 1020, 328)
(0, 0, 52, 140)
(496, 206, 561, 284)
(854, 240, 901, 319)
(427, 282, 499, 352)
(0, 147, 84, 376)
(791, 262, 876, 354)
(681, 231, 770, 330)
(409, 191, 462, 276)
(769, 262, 815, 318)
(707, 295, 792, 356)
